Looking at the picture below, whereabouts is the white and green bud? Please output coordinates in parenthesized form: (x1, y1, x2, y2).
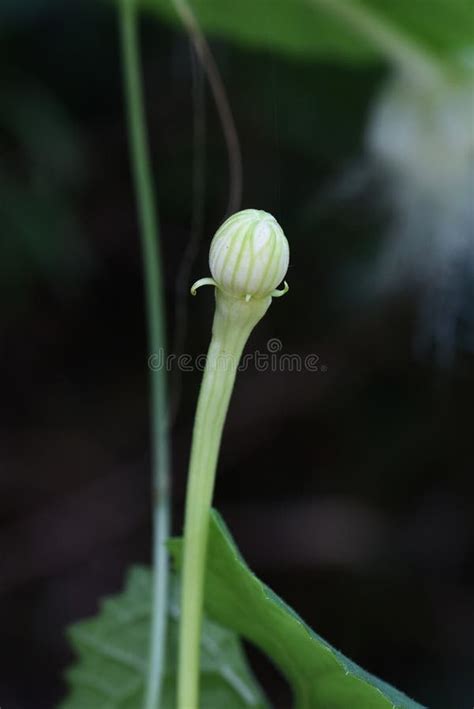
(192, 209, 289, 301)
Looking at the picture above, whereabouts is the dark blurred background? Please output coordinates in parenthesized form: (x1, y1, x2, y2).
(0, 2, 473, 708)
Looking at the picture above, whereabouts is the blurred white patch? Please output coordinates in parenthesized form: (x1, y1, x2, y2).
(366, 71, 474, 364)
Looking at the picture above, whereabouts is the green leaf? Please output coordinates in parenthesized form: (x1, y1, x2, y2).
(135, 0, 474, 65)
(59, 569, 268, 709)
(169, 510, 426, 709)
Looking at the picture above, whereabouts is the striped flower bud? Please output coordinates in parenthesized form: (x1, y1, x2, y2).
(208, 209, 289, 300)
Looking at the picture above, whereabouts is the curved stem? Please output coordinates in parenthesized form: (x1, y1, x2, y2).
(308, 0, 446, 87)
(118, 4, 171, 709)
(177, 291, 271, 708)
(173, 0, 243, 216)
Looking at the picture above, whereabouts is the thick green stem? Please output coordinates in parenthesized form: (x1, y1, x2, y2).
(118, 3, 171, 709)
(177, 291, 271, 708)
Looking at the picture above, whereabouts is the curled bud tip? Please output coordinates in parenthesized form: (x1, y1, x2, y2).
(190, 277, 217, 295)
(271, 280, 289, 298)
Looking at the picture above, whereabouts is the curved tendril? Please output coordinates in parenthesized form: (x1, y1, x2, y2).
(191, 279, 289, 299)
(190, 277, 217, 296)
(271, 281, 289, 298)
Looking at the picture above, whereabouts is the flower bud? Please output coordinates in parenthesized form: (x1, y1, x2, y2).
(209, 209, 289, 299)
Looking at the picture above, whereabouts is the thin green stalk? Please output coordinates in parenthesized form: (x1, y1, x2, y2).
(308, 0, 446, 87)
(177, 291, 271, 708)
(118, 3, 171, 709)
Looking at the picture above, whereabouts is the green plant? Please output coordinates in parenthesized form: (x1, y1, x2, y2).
(60, 1, 474, 706)
(178, 209, 290, 707)
(60, 208, 426, 709)
(61, 512, 426, 709)
(59, 566, 268, 709)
